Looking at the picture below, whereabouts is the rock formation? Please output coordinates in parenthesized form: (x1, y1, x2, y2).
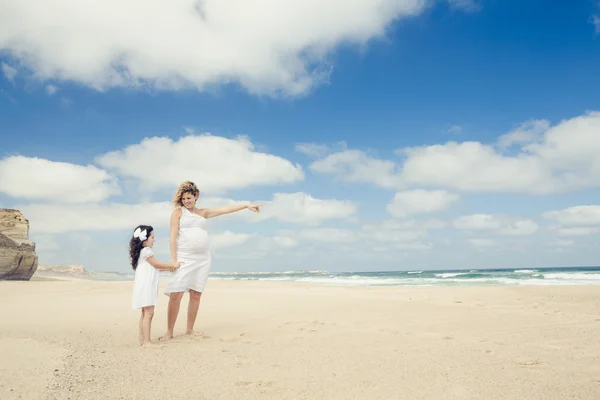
(0, 209, 38, 280)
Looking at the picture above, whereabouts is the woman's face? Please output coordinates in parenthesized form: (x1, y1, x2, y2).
(181, 192, 197, 209)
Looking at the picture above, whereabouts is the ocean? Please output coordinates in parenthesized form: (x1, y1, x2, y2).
(39, 266, 600, 286)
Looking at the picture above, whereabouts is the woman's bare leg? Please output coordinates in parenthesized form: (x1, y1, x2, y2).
(161, 292, 184, 340)
(186, 290, 204, 336)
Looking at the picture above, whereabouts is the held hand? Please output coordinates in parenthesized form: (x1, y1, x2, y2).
(168, 261, 181, 272)
(247, 204, 262, 213)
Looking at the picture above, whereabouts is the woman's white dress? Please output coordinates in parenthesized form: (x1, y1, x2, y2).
(132, 247, 159, 310)
(164, 206, 211, 296)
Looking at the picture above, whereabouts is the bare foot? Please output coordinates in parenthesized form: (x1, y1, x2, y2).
(159, 333, 173, 341)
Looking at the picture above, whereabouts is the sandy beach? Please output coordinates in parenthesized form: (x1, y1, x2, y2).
(1, 278, 599, 400)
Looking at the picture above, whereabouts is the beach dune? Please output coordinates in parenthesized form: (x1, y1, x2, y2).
(1, 279, 599, 399)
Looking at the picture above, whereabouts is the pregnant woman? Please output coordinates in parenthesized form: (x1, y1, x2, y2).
(161, 181, 261, 340)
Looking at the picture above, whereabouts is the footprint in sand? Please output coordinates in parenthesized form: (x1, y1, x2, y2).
(220, 333, 255, 344)
(219, 336, 241, 343)
(516, 360, 541, 367)
(279, 320, 326, 334)
(298, 327, 318, 333)
(236, 380, 274, 388)
(235, 355, 251, 368)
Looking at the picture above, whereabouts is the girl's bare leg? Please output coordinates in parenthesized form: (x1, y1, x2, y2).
(138, 310, 144, 345)
(141, 306, 155, 346)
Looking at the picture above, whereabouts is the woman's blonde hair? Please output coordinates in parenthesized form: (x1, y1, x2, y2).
(173, 181, 200, 207)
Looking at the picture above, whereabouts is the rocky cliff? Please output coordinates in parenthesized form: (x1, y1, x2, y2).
(0, 209, 38, 280)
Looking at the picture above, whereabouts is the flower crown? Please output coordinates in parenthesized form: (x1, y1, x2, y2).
(133, 227, 148, 242)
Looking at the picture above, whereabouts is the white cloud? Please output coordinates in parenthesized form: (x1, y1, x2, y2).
(448, 0, 481, 12)
(284, 228, 359, 243)
(309, 149, 403, 189)
(446, 125, 462, 134)
(363, 218, 446, 232)
(497, 219, 539, 236)
(294, 141, 347, 158)
(454, 214, 539, 236)
(454, 214, 502, 231)
(0, 155, 119, 203)
(2, 62, 17, 81)
(386, 189, 459, 218)
(257, 192, 357, 226)
(67, 232, 92, 253)
(16, 191, 355, 233)
(542, 205, 600, 226)
(17, 202, 174, 234)
(0, 0, 434, 97)
(468, 238, 495, 250)
(294, 143, 331, 158)
(399, 141, 551, 193)
(270, 236, 299, 248)
(210, 231, 255, 249)
(556, 239, 574, 247)
(308, 112, 600, 195)
(591, 15, 600, 35)
(265, 218, 441, 252)
(395, 241, 433, 250)
(360, 218, 440, 251)
(45, 85, 58, 95)
(398, 112, 600, 194)
(198, 192, 357, 226)
(552, 226, 600, 237)
(497, 119, 549, 149)
(96, 133, 304, 193)
(31, 234, 60, 252)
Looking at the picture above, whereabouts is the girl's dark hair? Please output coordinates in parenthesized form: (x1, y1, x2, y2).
(129, 225, 154, 270)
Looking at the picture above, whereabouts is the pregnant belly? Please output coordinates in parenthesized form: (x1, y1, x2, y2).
(178, 228, 209, 253)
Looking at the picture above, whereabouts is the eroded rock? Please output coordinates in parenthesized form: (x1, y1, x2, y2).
(0, 209, 38, 280)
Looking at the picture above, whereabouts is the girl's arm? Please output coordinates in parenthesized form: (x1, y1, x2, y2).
(146, 256, 180, 272)
(169, 208, 182, 261)
(201, 203, 262, 219)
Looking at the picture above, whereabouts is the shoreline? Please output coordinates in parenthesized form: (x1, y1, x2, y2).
(23, 272, 600, 288)
(28, 264, 600, 288)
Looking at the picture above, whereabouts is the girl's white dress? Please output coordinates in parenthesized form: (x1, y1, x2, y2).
(131, 247, 159, 310)
(164, 206, 211, 296)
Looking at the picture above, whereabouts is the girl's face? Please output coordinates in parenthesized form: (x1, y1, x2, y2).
(144, 231, 155, 248)
(181, 192, 198, 209)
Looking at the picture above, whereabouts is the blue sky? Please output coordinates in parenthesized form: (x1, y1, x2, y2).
(1, 0, 600, 272)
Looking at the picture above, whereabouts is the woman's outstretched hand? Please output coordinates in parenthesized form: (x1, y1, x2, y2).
(247, 204, 262, 213)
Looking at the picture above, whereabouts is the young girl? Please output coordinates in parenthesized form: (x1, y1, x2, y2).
(129, 225, 180, 346)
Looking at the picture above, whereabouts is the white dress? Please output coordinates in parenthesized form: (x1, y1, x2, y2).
(132, 247, 159, 310)
(164, 206, 211, 296)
